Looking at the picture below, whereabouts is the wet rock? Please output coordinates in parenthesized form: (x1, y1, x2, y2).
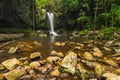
(92, 47, 103, 57)
(102, 73, 117, 80)
(50, 51, 64, 58)
(0, 64, 5, 71)
(112, 76, 120, 80)
(50, 69, 60, 77)
(94, 65, 105, 78)
(60, 73, 69, 79)
(113, 68, 120, 75)
(46, 56, 60, 63)
(38, 34, 47, 37)
(19, 75, 31, 80)
(76, 63, 89, 80)
(61, 51, 77, 74)
(29, 61, 41, 68)
(50, 50, 58, 56)
(56, 52, 64, 58)
(89, 79, 97, 80)
(35, 66, 47, 74)
(0, 74, 4, 80)
(104, 59, 118, 67)
(54, 42, 61, 46)
(8, 46, 19, 54)
(39, 60, 47, 66)
(102, 47, 115, 54)
(2, 58, 19, 70)
(18, 57, 29, 66)
(82, 52, 94, 61)
(81, 60, 100, 68)
(30, 52, 42, 60)
(3, 68, 26, 80)
(50, 77, 57, 80)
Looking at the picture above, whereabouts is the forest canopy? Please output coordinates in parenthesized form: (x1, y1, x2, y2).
(0, 0, 120, 31)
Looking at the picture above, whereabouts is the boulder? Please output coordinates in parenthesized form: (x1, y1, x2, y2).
(2, 58, 19, 70)
(46, 56, 59, 63)
(92, 47, 103, 57)
(19, 75, 31, 80)
(104, 59, 118, 67)
(50, 69, 60, 77)
(56, 52, 64, 58)
(60, 73, 69, 79)
(102, 73, 117, 80)
(50, 50, 57, 56)
(30, 52, 42, 60)
(3, 68, 26, 80)
(82, 52, 94, 61)
(94, 65, 105, 78)
(29, 61, 41, 68)
(76, 63, 89, 80)
(61, 51, 77, 74)
(8, 46, 19, 54)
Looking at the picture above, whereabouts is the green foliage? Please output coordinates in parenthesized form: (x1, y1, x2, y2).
(99, 27, 117, 39)
(79, 29, 90, 36)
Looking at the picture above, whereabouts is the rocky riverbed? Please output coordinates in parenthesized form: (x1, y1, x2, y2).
(0, 39, 120, 80)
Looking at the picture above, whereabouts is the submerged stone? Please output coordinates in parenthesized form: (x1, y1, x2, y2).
(8, 46, 19, 54)
(30, 52, 42, 60)
(61, 51, 77, 75)
(3, 68, 26, 80)
(2, 58, 19, 70)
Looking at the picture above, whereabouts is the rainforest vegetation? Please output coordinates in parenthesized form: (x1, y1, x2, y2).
(0, 0, 120, 34)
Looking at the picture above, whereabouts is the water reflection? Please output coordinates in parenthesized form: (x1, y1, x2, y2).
(50, 35, 56, 43)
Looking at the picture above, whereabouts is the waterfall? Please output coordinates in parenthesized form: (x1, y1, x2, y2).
(47, 12, 58, 36)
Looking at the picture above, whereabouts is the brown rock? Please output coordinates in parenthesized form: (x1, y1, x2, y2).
(2, 58, 19, 70)
(3, 68, 26, 80)
(35, 67, 47, 74)
(94, 65, 105, 78)
(60, 73, 69, 79)
(102, 73, 117, 80)
(0, 74, 4, 80)
(46, 56, 59, 63)
(30, 52, 42, 60)
(50, 69, 60, 77)
(82, 52, 94, 61)
(29, 61, 41, 68)
(104, 59, 118, 67)
(92, 47, 103, 57)
(20, 75, 31, 80)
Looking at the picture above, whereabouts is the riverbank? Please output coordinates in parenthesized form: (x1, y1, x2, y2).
(0, 33, 24, 42)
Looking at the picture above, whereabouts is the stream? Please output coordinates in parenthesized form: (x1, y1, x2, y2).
(0, 35, 82, 63)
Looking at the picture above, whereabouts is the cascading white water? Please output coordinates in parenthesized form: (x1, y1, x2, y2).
(47, 12, 58, 36)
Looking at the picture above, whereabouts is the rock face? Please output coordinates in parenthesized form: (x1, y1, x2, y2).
(2, 58, 19, 70)
(61, 51, 77, 74)
(3, 68, 26, 80)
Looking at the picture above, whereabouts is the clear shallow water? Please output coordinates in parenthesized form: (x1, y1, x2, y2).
(0, 35, 83, 63)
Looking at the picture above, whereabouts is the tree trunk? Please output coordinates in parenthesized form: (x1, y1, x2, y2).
(104, 0, 107, 27)
(111, 0, 114, 27)
(32, 0, 36, 30)
(93, 0, 99, 32)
